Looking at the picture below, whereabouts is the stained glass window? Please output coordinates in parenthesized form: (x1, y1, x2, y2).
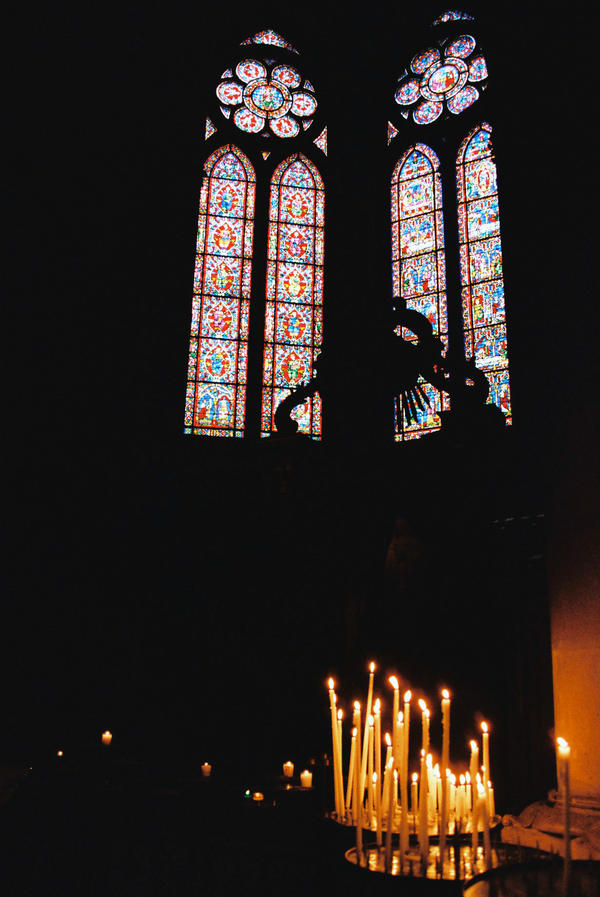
(261, 155, 324, 439)
(184, 146, 256, 437)
(457, 123, 511, 423)
(240, 30, 299, 54)
(431, 10, 475, 25)
(391, 145, 449, 440)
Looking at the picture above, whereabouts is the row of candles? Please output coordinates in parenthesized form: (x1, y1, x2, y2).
(327, 665, 496, 872)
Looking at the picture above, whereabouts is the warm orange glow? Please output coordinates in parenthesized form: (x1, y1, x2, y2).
(252, 791, 264, 802)
(418, 699, 427, 712)
(477, 781, 485, 798)
(398, 711, 403, 724)
(404, 690, 412, 702)
(369, 661, 376, 673)
(57, 750, 63, 758)
(101, 730, 112, 745)
(450, 772, 456, 784)
(442, 688, 450, 700)
(352, 727, 357, 738)
(460, 774, 466, 785)
(434, 763, 441, 778)
(373, 772, 378, 784)
(481, 721, 488, 733)
(374, 698, 381, 713)
(412, 772, 419, 783)
(368, 715, 374, 726)
(389, 676, 399, 690)
(385, 733, 392, 747)
(470, 739, 478, 752)
(466, 772, 471, 784)
(328, 677, 334, 690)
(557, 737, 571, 757)
(337, 708, 343, 721)
(354, 700, 360, 711)
(424, 708, 430, 719)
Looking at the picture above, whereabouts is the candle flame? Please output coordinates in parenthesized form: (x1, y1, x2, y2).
(460, 774, 465, 785)
(418, 698, 427, 712)
(393, 769, 398, 782)
(337, 709, 343, 721)
(369, 661, 376, 673)
(389, 676, 399, 690)
(481, 721, 488, 733)
(476, 772, 482, 785)
(427, 753, 433, 768)
(368, 715, 374, 727)
(470, 740, 478, 752)
(385, 733, 392, 747)
(465, 772, 471, 784)
(354, 700, 361, 711)
(57, 750, 63, 757)
(372, 772, 378, 785)
(477, 782, 485, 797)
(404, 690, 412, 702)
(557, 737, 570, 750)
(352, 727, 357, 738)
(425, 709, 430, 719)
(328, 677, 334, 690)
(434, 763, 440, 778)
(442, 688, 450, 700)
(398, 711, 403, 724)
(412, 772, 418, 783)
(450, 772, 456, 785)
(374, 698, 381, 713)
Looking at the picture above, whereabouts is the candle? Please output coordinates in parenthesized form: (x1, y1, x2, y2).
(384, 757, 395, 871)
(374, 699, 382, 807)
(471, 773, 480, 857)
(457, 774, 466, 831)
(403, 690, 411, 858)
(439, 689, 451, 873)
(478, 781, 491, 869)
(557, 737, 571, 896)
(252, 791, 264, 802)
(327, 678, 343, 818)
(283, 761, 294, 778)
(352, 702, 362, 819)
(354, 718, 363, 861)
(469, 740, 479, 804)
(201, 762, 212, 778)
(427, 754, 436, 820)
(300, 769, 313, 788)
(367, 715, 375, 823)
(419, 700, 429, 754)
(411, 772, 419, 816)
(346, 727, 358, 815)
(358, 662, 375, 815)
(374, 772, 382, 845)
(466, 771, 472, 831)
(481, 721, 490, 783)
(487, 780, 495, 818)
(419, 749, 429, 865)
(389, 677, 400, 759)
(57, 750, 64, 758)
(382, 737, 392, 816)
(101, 730, 112, 746)
(336, 708, 345, 817)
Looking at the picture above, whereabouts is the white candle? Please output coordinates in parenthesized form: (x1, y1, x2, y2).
(419, 700, 429, 754)
(439, 689, 451, 872)
(419, 749, 429, 864)
(411, 772, 419, 816)
(336, 708, 345, 817)
(352, 701, 362, 819)
(557, 737, 571, 895)
(354, 718, 363, 859)
(101, 730, 112, 746)
(283, 760, 294, 778)
(471, 773, 480, 856)
(300, 769, 313, 788)
(367, 715, 375, 823)
(358, 662, 375, 813)
(374, 772, 382, 845)
(384, 757, 395, 871)
(382, 736, 392, 817)
(389, 677, 400, 758)
(457, 774, 466, 830)
(481, 721, 490, 784)
(201, 762, 212, 778)
(374, 699, 382, 806)
(487, 780, 495, 818)
(478, 781, 491, 869)
(346, 727, 358, 814)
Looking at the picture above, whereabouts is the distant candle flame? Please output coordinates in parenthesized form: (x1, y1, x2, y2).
(354, 700, 361, 711)
(337, 709, 343, 721)
(424, 709, 430, 719)
(466, 772, 471, 784)
(427, 753, 433, 768)
(477, 781, 485, 797)
(404, 690, 412, 702)
(557, 737, 570, 750)
(393, 769, 398, 782)
(476, 772, 482, 785)
(450, 772, 456, 784)
(442, 689, 450, 700)
(460, 774, 465, 785)
(398, 711, 403, 724)
(369, 662, 376, 673)
(374, 698, 381, 713)
(481, 721, 488, 733)
(418, 699, 427, 712)
(434, 763, 440, 778)
(352, 727, 357, 738)
(412, 772, 418, 783)
(57, 750, 63, 757)
(328, 678, 334, 690)
(385, 732, 392, 747)
(373, 772, 378, 784)
(389, 676, 399, 689)
(368, 715, 374, 726)
(470, 740, 478, 752)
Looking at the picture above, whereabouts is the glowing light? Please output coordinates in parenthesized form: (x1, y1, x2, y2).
(101, 730, 112, 746)
(481, 721, 488, 733)
(389, 676, 399, 690)
(404, 690, 412, 702)
(57, 750, 63, 758)
(418, 699, 427, 712)
(385, 733, 392, 747)
(328, 678, 335, 690)
(369, 662, 376, 673)
(442, 688, 450, 700)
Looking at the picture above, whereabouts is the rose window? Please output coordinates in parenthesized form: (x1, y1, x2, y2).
(216, 60, 317, 138)
(395, 35, 488, 124)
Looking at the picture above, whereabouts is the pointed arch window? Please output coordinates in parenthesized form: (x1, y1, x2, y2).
(457, 123, 511, 423)
(184, 145, 256, 437)
(391, 144, 449, 439)
(261, 154, 324, 438)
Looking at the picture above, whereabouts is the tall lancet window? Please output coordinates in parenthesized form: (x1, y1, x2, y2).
(388, 10, 511, 440)
(261, 155, 324, 438)
(185, 146, 255, 437)
(391, 144, 448, 440)
(185, 29, 327, 439)
(457, 123, 511, 423)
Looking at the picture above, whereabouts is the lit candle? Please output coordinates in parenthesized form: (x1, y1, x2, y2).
(403, 690, 412, 857)
(419, 700, 429, 754)
(352, 701, 362, 819)
(389, 677, 400, 758)
(346, 727, 358, 815)
(201, 762, 212, 778)
(337, 708, 345, 817)
(411, 772, 419, 822)
(487, 779, 495, 818)
(283, 761, 294, 778)
(358, 662, 376, 815)
(419, 749, 429, 865)
(327, 678, 343, 818)
(481, 721, 490, 784)
(300, 769, 313, 788)
(367, 715, 375, 823)
(57, 750, 64, 758)
(374, 699, 382, 807)
(101, 730, 112, 746)
(374, 772, 382, 845)
(469, 740, 479, 802)
(382, 736, 392, 816)
(466, 771, 472, 831)
(354, 717, 363, 860)
(457, 774, 466, 831)
(439, 689, 451, 872)
(384, 757, 395, 871)
(557, 737, 571, 896)
(471, 773, 480, 857)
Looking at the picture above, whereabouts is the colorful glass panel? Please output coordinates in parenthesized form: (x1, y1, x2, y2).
(445, 35, 476, 58)
(205, 118, 216, 140)
(240, 30, 299, 54)
(411, 48, 440, 74)
(262, 156, 324, 439)
(457, 123, 511, 424)
(184, 146, 255, 437)
(313, 127, 327, 155)
(448, 85, 479, 114)
(391, 145, 449, 440)
(388, 121, 399, 144)
(432, 10, 475, 24)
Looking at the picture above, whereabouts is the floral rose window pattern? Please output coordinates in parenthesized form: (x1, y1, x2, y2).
(457, 123, 511, 424)
(261, 155, 324, 439)
(184, 146, 256, 437)
(395, 35, 488, 124)
(391, 144, 449, 440)
(217, 60, 317, 139)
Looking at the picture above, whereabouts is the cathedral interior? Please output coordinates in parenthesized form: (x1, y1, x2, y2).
(6, 0, 599, 891)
